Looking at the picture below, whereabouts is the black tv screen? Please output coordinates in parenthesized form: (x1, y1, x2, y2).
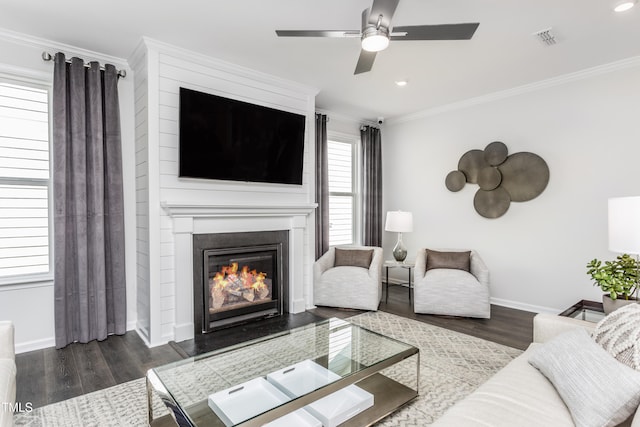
(179, 87, 306, 185)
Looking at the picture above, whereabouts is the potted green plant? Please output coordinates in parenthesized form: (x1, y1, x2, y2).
(586, 254, 640, 314)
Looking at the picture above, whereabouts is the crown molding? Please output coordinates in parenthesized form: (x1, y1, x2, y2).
(391, 55, 640, 125)
(0, 27, 130, 69)
(316, 108, 378, 128)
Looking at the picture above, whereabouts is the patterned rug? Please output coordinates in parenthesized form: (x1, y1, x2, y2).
(14, 311, 522, 426)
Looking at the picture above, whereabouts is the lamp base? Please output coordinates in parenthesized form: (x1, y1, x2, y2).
(392, 233, 407, 262)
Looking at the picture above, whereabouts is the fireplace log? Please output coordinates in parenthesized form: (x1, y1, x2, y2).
(257, 286, 269, 300)
(211, 286, 226, 309)
(242, 289, 255, 302)
(226, 277, 244, 297)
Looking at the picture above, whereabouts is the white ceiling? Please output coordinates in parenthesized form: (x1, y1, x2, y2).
(1, 0, 639, 121)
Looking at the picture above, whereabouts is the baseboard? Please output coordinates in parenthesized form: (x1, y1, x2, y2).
(490, 297, 560, 314)
(15, 336, 55, 354)
(290, 298, 306, 314)
(173, 322, 194, 342)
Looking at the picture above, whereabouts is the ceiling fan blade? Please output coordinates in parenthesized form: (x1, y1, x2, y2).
(354, 50, 377, 74)
(390, 23, 479, 40)
(368, 0, 400, 28)
(275, 30, 360, 38)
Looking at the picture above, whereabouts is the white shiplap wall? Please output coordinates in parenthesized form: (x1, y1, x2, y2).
(133, 38, 318, 346)
(131, 44, 151, 342)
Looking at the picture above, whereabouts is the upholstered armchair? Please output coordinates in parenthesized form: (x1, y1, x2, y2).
(413, 248, 491, 319)
(313, 246, 384, 311)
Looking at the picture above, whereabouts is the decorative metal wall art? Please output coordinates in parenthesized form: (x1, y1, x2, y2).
(445, 141, 549, 218)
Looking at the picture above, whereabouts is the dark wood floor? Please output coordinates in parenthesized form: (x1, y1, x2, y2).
(15, 285, 536, 410)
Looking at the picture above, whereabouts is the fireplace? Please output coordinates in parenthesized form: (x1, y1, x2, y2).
(193, 230, 288, 333)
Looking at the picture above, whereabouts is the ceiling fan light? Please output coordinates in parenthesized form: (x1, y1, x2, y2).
(361, 27, 390, 52)
(614, 1, 636, 11)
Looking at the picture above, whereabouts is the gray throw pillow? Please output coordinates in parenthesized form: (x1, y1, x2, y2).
(334, 248, 373, 269)
(593, 303, 640, 370)
(528, 328, 640, 427)
(425, 249, 470, 272)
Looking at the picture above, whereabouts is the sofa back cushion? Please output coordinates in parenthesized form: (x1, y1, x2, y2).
(593, 303, 640, 371)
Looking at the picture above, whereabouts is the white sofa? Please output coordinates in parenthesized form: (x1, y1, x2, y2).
(0, 321, 16, 427)
(433, 313, 640, 427)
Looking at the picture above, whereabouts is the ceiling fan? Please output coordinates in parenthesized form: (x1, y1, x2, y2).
(275, 0, 479, 75)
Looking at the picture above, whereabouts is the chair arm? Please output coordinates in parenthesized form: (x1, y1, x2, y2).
(414, 248, 427, 281)
(368, 247, 384, 301)
(313, 248, 336, 283)
(0, 321, 15, 360)
(368, 247, 383, 281)
(470, 251, 489, 288)
(533, 313, 596, 344)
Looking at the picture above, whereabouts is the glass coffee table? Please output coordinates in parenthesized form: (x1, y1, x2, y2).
(147, 317, 419, 427)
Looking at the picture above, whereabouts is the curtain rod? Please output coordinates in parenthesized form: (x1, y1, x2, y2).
(41, 52, 126, 78)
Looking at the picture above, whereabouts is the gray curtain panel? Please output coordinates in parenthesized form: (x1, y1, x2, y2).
(52, 53, 126, 349)
(361, 125, 383, 247)
(315, 113, 329, 259)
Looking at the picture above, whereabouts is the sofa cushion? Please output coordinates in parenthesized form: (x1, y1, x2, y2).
(425, 249, 470, 272)
(593, 303, 640, 370)
(432, 343, 574, 426)
(334, 248, 373, 269)
(528, 328, 640, 427)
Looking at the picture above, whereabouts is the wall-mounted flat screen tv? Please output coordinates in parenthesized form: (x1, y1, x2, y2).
(179, 87, 306, 185)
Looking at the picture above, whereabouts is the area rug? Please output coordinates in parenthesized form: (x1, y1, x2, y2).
(14, 311, 522, 426)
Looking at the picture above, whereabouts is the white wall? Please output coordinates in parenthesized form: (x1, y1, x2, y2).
(0, 29, 138, 352)
(132, 38, 318, 346)
(383, 59, 640, 313)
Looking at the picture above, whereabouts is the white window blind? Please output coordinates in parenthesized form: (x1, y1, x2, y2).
(0, 82, 50, 279)
(328, 140, 354, 246)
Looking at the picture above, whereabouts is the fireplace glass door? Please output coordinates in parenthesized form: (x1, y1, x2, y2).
(203, 245, 281, 331)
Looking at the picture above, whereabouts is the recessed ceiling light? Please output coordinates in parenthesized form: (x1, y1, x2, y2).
(614, 0, 636, 12)
(395, 80, 408, 87)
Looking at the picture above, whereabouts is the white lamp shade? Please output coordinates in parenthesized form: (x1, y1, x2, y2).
(608, 196, 640, 254)
(385, 211, 413, 233)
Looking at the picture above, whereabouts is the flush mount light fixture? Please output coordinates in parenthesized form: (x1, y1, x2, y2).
(395, 80, 408, 87)
(361, 26, 390, 52)
(614, 0, 636, 12)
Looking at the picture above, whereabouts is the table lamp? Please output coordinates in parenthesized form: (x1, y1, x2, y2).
(385, 211, 413, 262)
(609, 196, 640, 255)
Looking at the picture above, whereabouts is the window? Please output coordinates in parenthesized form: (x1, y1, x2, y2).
(0, 81, 51, 281)
(328, 138, 357, 246)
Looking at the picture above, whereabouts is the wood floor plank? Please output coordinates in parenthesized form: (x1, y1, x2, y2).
(15, 350, 46, 409)
(43, 345, 83, 405)
(121, 331, 182, 372)
(97, 334, 145, 384)
(71, 340, 116, 394)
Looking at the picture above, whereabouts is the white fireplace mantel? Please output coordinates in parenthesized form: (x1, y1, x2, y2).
(161, 201, 317, 342)
(161, 202, 317, 218)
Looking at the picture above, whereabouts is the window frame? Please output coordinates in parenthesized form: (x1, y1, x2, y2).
(327, 131, 361, 247)
(0, 73, 54, 286)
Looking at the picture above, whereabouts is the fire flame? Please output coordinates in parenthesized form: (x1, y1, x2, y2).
(213, 262, 267, 290)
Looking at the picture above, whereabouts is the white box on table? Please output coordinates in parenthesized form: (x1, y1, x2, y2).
(267, 360, 374, 427)
(207, 376, 321, 427)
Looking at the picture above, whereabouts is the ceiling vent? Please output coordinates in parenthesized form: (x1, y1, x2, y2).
(533, 28, 557, 46)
